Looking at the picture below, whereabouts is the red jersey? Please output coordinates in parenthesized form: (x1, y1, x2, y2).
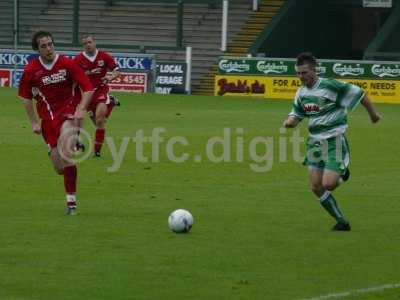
(18, 54, 93, 120)
(73, 50, 118, 89)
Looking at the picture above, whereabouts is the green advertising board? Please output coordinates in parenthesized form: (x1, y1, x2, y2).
(218, 57, 400, 80)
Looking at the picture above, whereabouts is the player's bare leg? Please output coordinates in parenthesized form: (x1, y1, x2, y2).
(93, 102, 108, 157)
(309, 168, 324, 197)
(54, 120, 79, 215)
(309, 168, 350, 230)
(50, 149, 66, 174)
(322, 170, 342, 191)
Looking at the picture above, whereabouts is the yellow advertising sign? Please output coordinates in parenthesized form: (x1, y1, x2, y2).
(342, 79, 399, 103)
(214, 75, 400, 104)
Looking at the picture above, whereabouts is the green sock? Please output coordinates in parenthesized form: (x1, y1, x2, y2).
(319, 191, 348, 224)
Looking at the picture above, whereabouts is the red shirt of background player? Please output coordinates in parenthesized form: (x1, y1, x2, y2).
(73, 35, 121, 158)
(74, 50, 118, 105)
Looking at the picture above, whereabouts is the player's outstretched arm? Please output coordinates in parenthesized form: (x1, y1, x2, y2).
(283, 116, 300, 128)
(21, 98, 41, 134)
(361, 95, 382, 123)
(102, 69, 121, 84)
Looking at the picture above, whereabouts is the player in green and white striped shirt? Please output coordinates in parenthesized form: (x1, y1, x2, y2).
(283, 52, 381, 231)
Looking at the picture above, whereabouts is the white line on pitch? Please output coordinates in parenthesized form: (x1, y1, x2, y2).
(299, 282, 400, 300)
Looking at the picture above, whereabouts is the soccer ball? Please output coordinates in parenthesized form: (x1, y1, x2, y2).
(168, 209, 194, 233)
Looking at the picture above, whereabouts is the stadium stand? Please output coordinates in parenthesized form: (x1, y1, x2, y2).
(194, 0, 284, 94)
(0, 0, 283, 94)
(365, 0, 400, 60)
(0, 0, 14, 45)
(250, 0, 398, 61)
(2, 0, 399, 94)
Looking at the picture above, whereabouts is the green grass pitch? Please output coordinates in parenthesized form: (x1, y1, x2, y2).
(0, 87, 399, 300)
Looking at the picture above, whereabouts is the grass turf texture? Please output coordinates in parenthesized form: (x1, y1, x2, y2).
(0, 87, 399, 300)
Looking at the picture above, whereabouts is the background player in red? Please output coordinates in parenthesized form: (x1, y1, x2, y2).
(74, 35, 120, 157)
(18, 31, 93, 215)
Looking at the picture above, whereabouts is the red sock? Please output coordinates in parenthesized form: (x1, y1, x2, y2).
(94, 128, 105, 153)
(64, 165, 77, 194)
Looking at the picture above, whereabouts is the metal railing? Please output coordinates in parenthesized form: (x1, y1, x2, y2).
(6, 0, 258, 51)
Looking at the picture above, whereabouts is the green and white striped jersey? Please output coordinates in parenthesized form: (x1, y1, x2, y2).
(289, 77, 365, 139)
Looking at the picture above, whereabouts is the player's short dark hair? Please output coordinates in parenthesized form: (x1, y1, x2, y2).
(81, 34, 95, 41)
(296, 52, 317, 69)
(31, 31, 54, 51)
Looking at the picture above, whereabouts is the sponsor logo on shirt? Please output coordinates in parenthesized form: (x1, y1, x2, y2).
(42, 69, 67, 85)
(98, 60, 105, 67)
(89, 67, 102, 74)
(304, 103, 320, 112)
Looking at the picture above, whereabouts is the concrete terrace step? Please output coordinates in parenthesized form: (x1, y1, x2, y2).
(43, 9, 238, 19)
(243, 25, 266, 30)
(233, 35, 258, 41)
(259, 7, 282, 13)
(94, 39, 177, 47)
(0, 18, 13, 24)
(39, 3, 244, 14)
(194, 87, 214, 92)
(260, 0, 285, 5)
(35, 15, 74, 21)
(78, 24, 241, 35)
(0, 8, 12, 13)
(194, 82, 215, 87)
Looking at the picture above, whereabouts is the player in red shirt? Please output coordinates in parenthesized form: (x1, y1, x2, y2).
(18, 31, 93, 215)
(74, 35, 120, 157)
